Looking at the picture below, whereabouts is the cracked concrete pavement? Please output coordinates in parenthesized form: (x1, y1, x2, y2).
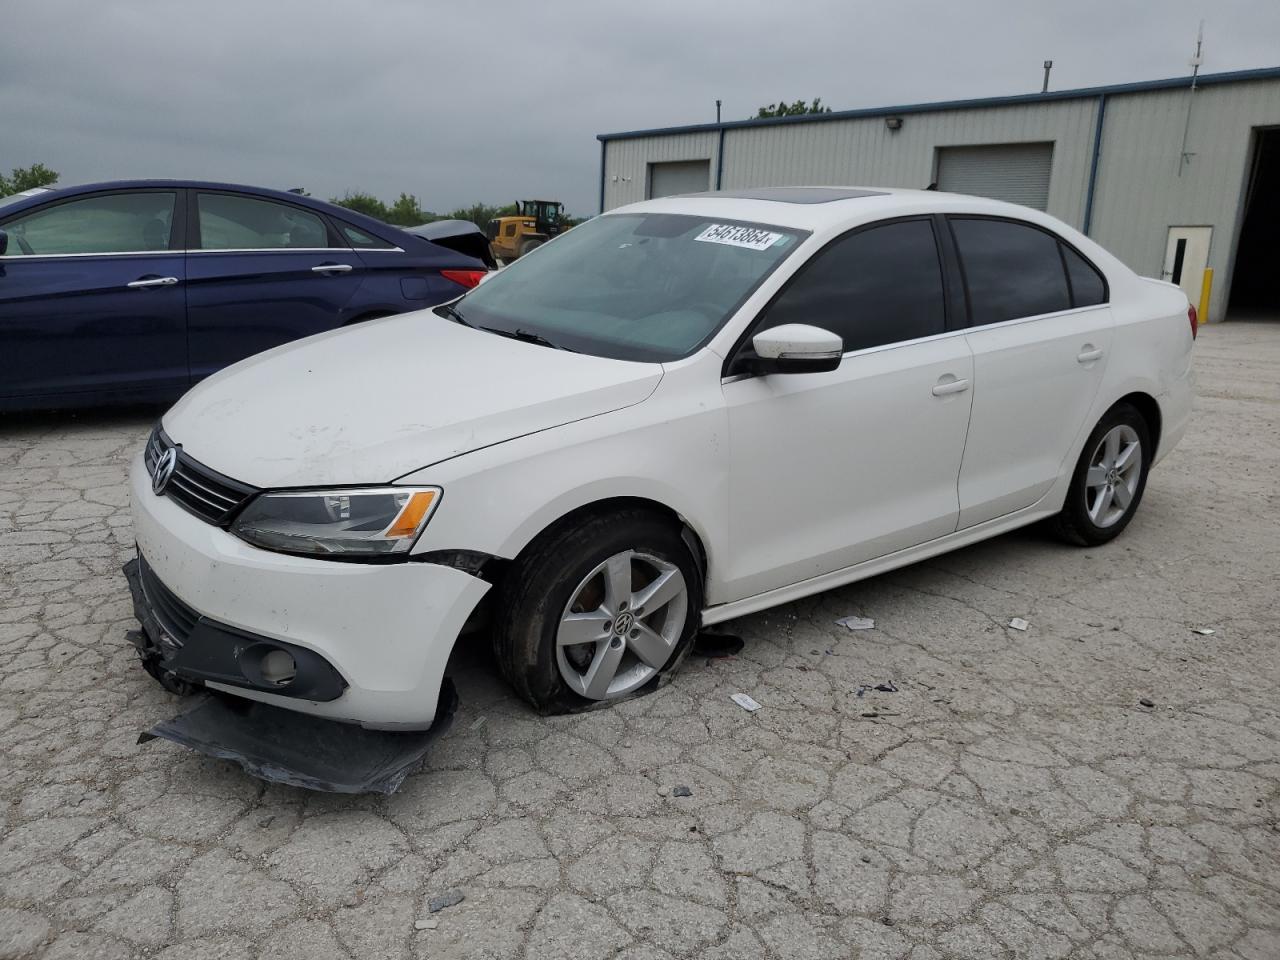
(1, 322, 1278, 959)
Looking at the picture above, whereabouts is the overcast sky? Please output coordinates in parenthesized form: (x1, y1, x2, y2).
(3, 1, 1278, 216)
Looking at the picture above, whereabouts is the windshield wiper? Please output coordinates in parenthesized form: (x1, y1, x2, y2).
(437, 302, 471, 326)
(480, 326, 574, 352)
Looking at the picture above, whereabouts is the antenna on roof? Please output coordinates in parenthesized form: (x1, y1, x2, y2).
(1178, 21, 1205, 175)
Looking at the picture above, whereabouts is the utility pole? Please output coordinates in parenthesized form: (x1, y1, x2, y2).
(1042, 60, 1053, 93)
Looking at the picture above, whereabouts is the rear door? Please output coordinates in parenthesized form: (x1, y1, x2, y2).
(950, 216, 1113, 528)
(0, 189, 187, 403)
(185, 191, 364, 380)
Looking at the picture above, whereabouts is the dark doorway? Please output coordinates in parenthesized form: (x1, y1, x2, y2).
(1229, 128, 1280, 320)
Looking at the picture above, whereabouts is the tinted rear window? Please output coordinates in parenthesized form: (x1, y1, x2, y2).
(950, 217, 1071, 325)
(1062, 243, 1107, 307)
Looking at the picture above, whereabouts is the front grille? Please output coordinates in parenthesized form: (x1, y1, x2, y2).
(145, 427, 258, 527)
(138, 556, 198, 647)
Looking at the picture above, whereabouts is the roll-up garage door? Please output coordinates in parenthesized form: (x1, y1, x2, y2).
(936, 143, 1053, 210)
(648, 160, 711, 199)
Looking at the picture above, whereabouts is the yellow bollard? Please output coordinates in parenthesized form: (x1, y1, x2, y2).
(1198, 268, 1213, 325)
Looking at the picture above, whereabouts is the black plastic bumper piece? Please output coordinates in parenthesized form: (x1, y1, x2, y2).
(138, 682, 458, 794)
(124, 556, 348, 702)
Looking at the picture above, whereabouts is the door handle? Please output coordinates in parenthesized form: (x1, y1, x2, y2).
(1077, 346, 1104, 363)
(311, 263, 353, 274)
(126, 276, 179, 289)
(931, 377, 971, 397)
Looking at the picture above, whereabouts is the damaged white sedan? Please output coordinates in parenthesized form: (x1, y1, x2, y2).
(128, 187, 1194, 730)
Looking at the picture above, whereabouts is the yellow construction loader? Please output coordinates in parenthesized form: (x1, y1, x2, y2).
(487, 200, 566, 262)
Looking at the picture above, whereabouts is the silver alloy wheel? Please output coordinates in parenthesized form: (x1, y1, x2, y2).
(556, 550, 688, 701)
(1085, 424, 1142, 528)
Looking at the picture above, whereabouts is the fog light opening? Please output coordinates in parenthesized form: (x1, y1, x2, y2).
(259, 649, 297, 687)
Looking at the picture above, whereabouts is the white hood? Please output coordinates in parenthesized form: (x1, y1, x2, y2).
(163, 311, 662, 487)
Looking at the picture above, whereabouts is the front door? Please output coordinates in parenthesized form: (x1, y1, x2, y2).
(185, 191, 365, 381)
(1162, 226, 1212, 310)
(722, 218, 973, 602)
(949, 216, 1114, 528)
(0, 189, 187, 403)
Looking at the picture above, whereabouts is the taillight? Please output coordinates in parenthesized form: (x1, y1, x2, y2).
(1188, 304, 1198, 340)
(441, 269, 487, 290)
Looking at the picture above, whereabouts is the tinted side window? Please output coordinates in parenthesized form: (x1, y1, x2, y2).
(950, 218, 1071, 325)
(1061, 243, 1107, 307)
(339, 223, 395, 249)
(197, 193, 329, 250)
(758, 219, 945, 352)
(3, 192, 176, 255)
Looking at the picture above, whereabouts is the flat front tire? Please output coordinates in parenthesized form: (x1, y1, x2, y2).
(1051, 402, 1152, 546)
(493, 510, 703, 713)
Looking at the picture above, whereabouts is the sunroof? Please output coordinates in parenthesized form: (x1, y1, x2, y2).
(679, 187, 888, 203)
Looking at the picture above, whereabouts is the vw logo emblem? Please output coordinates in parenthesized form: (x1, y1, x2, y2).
(613, 612, 634, 636)
(152, 446, 179, 495)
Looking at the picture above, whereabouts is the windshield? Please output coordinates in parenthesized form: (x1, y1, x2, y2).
(449, 212, 806, 361)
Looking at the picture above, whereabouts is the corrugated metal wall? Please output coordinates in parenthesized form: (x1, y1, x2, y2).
(602, 132, 719, 210)
(1089, 79, 1280, 319)
(718, 99, 1099, 226)
(601, 77, 1280, 321)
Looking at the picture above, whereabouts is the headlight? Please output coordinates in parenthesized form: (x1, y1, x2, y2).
(231, 487, 441, 558)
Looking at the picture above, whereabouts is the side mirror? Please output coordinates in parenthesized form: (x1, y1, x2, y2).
(742, 323, 843, 375)
(0, 229, 7, 256)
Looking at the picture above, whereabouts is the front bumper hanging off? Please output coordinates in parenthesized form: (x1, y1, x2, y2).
(124, 556, 458, 794)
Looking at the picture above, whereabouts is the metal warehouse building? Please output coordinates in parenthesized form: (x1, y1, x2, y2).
(597, 67, 1280, 324)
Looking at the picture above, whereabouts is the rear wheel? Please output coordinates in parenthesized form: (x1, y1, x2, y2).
(493, 510, 702, 713)
(517, 237, 545, 259)
(1050, 403, 1151, 546)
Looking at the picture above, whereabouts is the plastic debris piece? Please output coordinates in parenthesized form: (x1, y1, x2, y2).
(731, 693, 762, 712)
(873, 681, 899, 693)
(1139, 698, 1155, 708)
(414, 918, 438, 930)
(836, 616, 876, 631)
(1008, 618, 1030, 631)
(672, 785, 693, 797)
(138, 683, 458, 795)
(1192, 628, 1216, 636)
(428, 889, 465, 913)
(469, 716, 487, 731)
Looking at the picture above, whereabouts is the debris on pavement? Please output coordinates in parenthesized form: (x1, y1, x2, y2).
(657, 785, 670, 797)
(731, 692, 762, 712)
(1009, 617, 1030, 631)
(1192, 627, 1216, 635)
(836, 615, 876, 631)
(672, 785, 693, 797)
(137, 682, 458, 794)
(428, 889, 465, 913)
(693, 630, 745, 658)
(469, 715, 487, 731)
(414, 917, 438, 930)
(874, 681, 899, 693)
(1139, 698, 1156, 708)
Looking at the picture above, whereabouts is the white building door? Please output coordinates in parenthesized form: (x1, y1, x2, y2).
(647, 160, 710, 199)
(1162, 226, 1212, 309)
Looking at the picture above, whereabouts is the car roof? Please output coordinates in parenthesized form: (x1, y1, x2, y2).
(608, 186, 1060, 233)
(0, 179, 407, 239)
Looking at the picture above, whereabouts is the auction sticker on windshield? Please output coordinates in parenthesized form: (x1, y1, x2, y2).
(694, 223, 783, 250)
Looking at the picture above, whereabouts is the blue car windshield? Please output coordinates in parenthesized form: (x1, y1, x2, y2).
(446, 213, 806, 362)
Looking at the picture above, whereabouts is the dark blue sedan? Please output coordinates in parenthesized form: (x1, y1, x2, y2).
(0, 180, 493, 411)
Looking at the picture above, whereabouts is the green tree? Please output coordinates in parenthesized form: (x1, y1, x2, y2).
(0, 162, 59, 195)
(386, 192, 428, 225)
(330, 191, 391, 221)
(446, 202, 518, 227)
(755, 98, 833, 119)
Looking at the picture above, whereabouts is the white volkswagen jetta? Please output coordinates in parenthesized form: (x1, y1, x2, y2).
(127, 187, 1194, 729)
